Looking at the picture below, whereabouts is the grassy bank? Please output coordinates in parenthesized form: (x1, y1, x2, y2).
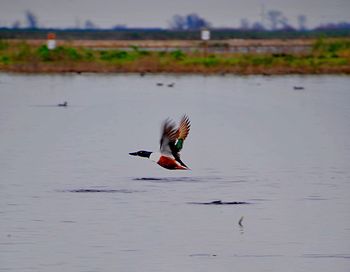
(1, 38, 350, 74)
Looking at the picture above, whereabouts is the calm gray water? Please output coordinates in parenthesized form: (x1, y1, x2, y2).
(1, 73, 350, 272)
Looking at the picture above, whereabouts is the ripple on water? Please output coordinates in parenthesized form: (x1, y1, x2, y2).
(59, 188, 142, 193)
(188, 200, 251, 205)
(132, 176, 223, 183)
(303, 195, 328, 201)
(189, 253, 217, 257)
(303, 253, 350, 259)
(232, 254, 284, 258)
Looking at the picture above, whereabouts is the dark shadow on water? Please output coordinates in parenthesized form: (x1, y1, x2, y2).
(189, 200, 251, 205)
(133, 177, 166, 181)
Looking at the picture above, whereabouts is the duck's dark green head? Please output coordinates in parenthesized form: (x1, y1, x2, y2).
(129, 150, 152, 158)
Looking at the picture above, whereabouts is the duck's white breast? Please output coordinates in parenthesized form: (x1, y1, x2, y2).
(149, 152, 161, 162)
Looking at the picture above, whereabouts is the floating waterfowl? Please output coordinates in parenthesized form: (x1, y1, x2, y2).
(58, 101, 68, 107)
(293, 86, 304, 90)
(238, 216, 244, 227)
(189, 200, 249, 205)
(129, 115, 191, 170)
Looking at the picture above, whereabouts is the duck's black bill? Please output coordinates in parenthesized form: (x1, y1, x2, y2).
(129, 152, 138, 156)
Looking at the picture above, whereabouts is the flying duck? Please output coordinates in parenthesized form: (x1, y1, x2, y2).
(129, 115, 191, 170)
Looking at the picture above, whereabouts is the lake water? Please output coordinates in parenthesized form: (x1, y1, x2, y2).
(1, 73, 350, 271)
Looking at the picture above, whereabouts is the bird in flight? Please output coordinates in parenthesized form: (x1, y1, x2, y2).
(129, 115, 191, 170)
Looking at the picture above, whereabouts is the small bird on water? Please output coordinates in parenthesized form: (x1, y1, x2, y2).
(129, 115, 191, 170)
(58, 101, 68, 107)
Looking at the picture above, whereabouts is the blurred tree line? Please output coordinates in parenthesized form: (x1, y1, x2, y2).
(1, 10, 350, 40)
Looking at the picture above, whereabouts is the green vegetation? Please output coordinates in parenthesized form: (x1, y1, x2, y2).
(0, 38, 349, 74)
(36, 45, 82, 61)
(0, 39, 9, 50)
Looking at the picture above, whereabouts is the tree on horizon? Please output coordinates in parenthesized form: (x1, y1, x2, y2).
(169, 13, 211, 30)
(25, 10, 38, 28)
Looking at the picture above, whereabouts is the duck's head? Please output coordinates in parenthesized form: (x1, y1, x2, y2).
(129, 150, 152, 158)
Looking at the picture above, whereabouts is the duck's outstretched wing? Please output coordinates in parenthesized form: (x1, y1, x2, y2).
(160, 115, 191, 167)
(174, 115, 191, 152)
(160, 118, 178, 156)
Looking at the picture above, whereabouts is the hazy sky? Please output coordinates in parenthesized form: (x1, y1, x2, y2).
(1, 0, 350, 29)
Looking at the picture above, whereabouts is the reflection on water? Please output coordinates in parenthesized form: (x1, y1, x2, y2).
(1, 73, 350, 272)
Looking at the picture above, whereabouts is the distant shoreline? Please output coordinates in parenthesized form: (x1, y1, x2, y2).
(3, 64, 350, 75)
(1, 38, 349, 75)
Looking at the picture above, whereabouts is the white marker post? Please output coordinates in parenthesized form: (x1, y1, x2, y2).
(201, 28, 210, 41)
(47, 32, 56, 50)
(201, 28, 210, 57)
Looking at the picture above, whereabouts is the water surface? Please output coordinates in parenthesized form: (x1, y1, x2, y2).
(1, 73, 350, 271)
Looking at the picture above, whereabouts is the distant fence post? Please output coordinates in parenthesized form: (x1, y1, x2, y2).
(201, 28, 210, 57)
(47, 32, 56, 50)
